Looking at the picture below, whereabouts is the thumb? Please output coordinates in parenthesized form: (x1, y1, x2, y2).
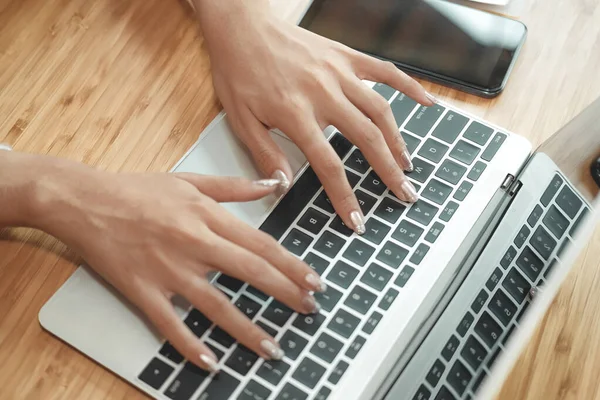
(174, 173, 282, 203)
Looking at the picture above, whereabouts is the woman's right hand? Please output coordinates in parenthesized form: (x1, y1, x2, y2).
(21, 154, 325, 372)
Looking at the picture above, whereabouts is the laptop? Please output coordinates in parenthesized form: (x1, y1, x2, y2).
(39, 78, 600, 400)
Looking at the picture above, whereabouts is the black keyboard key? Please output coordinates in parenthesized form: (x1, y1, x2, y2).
(436, 159, 467, 185)
(503, 324, 516, 346)
(516, 246, 544, 281)
(260, 166, 321, 240)
(556, 186, 582, 219)
(379, 287, 399, 310)
(423, 179, 453, 205)
(293, 312, 326, 336)
(453, 181, 473, 201)
(426, 359, 446, 388)
(543, 205, 569, 240)
(361, 170, 387, 196)
(262, 300, 293, 327)
(246, 286, 269, 302)
(225, 345, 258, 376)
(432, 111, 468, 144)
(406, 157, 436, 183)
(184, 309, 212, 338)
(500, 246, 517, 269)
(217, 274, 245, 293)
(503, 268, 530, 304)
(473, 370, 488, 394)
(363, 218, 391, 245)
(475, 311, 502, 347)
(363, 311, 383, 334)
(346, 335, 367, 359)
(345, 285, 378, 314)
(471, 289, 489, 314)
(449, 140, 480, 165)
(463, 121, 493, 146)
(402, 131, 421, 155)
(425, 222, 445, 244)
(209, 326, 235, 348)
(557, 238, 572, 258)
(457, 312, 474, 337)
(293, 357, 326, 389)
(541, 174, 563, 206)
(481, 133, 507, 162)
(275, 383, 308, 400)
(315, 386, 332, 400)
(392, 219, 424, 247)
(467, 161, 487, 181)
(413, 385, 432, 400)
(329, 215, 353, 237)
(330, 132, 353, 159)
(315, 286, 343, 312)
(310, 332, 344, 363)
(461, 335, 488, 370)
(345, 149, 370, 174)
(282, 228, 313, 256)
(530, 225, 557, 260)
(343, 238, 375, 267)
(391, 92, 418, 127)
(514, 225, 530, 248)
(235, 295, 262, 320)
(139, 357, 174, 390)
(515, 300, 530, 325)
(406, 104, 445, 137)
(159, 342, 184, 364)
(410, 243, 430, 265)
(373, 83, 396, 100)
(375, 197, 406, 224)
(239, 380, 271, 400)
(418, 138, 449, 164)
(528, 205, 544, 227)
(256, 321, 278, 337)
(198, 371, 240, 400)
(346, 169, 361, 188)
(435, 386, 456, 400)
(362, 263, 393, 291)
(486, 267, 503, 291)
(570, 207, 589, 237)
(304, 252, 329, 276)
(392, 266, 414, 289)
(355, 189, 378, 215)
(442, 335, 460, 361)
(298, 208, 330, 235)
(314, 230, 345, 259)
(328, 308, 360, 338)
(206, 343, 225, 361)
(407, 200, 439, 226)
(280, 330, 308, 361)
(376, 241, 409, 269)
(440, 201, 459, 222)
(326, 261, 359, 289)
(447, 360, 472, 396)
(328, 360, 350, 385)
(314, 191, 335, 214)
(164, 362, 208, 400)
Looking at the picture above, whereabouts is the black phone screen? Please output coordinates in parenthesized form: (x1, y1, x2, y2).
(299, 0, 527, 93)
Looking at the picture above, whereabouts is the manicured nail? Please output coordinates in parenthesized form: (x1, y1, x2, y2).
(425, 92, 438, 105)
(305, 273, 327, 293)
(260, 340, 285, 360)
(0, 143, 12, 151)
(401, 180, 419, 203)
(200, 354, 220, 373)
(254, 178, 282, 188)
(302, 295, 321, 314)
(271, 170, 290, 190)
(350, 210, 366, 235)
(401, 149, 414, 172)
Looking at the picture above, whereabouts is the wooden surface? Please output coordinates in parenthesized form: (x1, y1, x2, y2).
(1, 0, 600, 399)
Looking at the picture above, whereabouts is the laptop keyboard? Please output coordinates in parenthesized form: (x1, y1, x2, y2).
(137, 83, 510, 400)
(411, 173, 588, 400)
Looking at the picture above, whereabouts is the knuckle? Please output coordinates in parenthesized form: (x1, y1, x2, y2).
(211, 293, 233, 315)
(372, 97, 392, 121)
(360, 123, 381, 146)
(254, 145, 277, 169)
(319, 156, 345, 177)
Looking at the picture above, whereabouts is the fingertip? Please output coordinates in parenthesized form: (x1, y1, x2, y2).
(424, 92, 438, 106)
(260, 339, 285, 360)
(199, 353, 220, 374)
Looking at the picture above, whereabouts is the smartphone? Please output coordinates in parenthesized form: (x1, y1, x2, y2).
(298, 0, 527, 98)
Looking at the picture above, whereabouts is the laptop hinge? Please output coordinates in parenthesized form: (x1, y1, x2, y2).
(500, 173, 522, 196)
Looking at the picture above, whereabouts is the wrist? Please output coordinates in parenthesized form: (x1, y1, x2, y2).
(192, 0, 271, 40)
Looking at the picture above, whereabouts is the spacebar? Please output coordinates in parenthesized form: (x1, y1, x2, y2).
(259, 166, 321, 240)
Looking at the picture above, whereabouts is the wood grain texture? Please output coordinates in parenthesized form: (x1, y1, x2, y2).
(1, 0, 600, 399)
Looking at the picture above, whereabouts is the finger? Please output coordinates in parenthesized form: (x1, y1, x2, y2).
(181, 276, 285, 360)
(174, 174, 281, 202)
(138, 289, 220, 373)
(229, 105, 294, 191)
(327, 97, 419, 203)
(342, 76, 414, 172)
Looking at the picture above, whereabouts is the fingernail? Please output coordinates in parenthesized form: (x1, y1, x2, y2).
(349, 210, 366, 235)
(305, 273, 327, 293)
(271, 170, 290, 190)
(260, 340, 285, 360)
(401, 180, 419, 203)
(425, 92, 438, 105)
(302, 295, 321, 314)
(0, 143, 12, 151)
(401, 149, 414, 172)
(254, 178, 282, 188)
(200, 354, 220, 373)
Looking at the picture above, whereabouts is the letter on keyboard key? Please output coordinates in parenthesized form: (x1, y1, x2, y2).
(298, 208, 330, 235)
(344, 285, 378, 314)
(314, 230, 346, 259)
(555, 185, 583, 219)
(530, 226, 557, 260)
(463, 121, 494, 146)
(447, 360, 472, 396)
(197, 371, 240, 400)
(292, 312, 326, 336)
(481, 132, 507, 162)
(516, 246, 543, 281)
(315, 386, 332, 400)
(292, 357, 327, 389)
(362, 218, 391, 245)
(235, 295, 262, 320)
(315, 286, 343, 312)
(164, 362, 208, 400)
(328, 360, 350, 384)
(441, 335, 460, 361)
(326, 261, 359, 289)
(379, 287, 399, 311)
(361, 170, 387, 196)
(489, 290, 517, 326)
(475, 311, 502, 348)
(184, 309, 212, 338)
(280, 330, 308, 361)
(362, 311, 383, 335)
(543, 205, 569, 239)
(343, 238, 376, 267)
(405, 104, 445, 137)
(461, 336, 488, 370)
(406, 157, 436, 183)
(417, 138, 449, 164)
(432, 111, 468, 144)
(407, 200, 439, 226)
(390, 92, 418, 127)
(402, 131, 421, 155)
(310, 332, 344, 363)
(139, 357, 174, 390)
(225, 345, 258, 376)
(345, 149, 370, 174)
(275, 383, 308, 400)
(282, 228, 313, 256)
(262, 299, 293, 327)
(239, 380, 271, 400)
(375, 197, 406, 224)
(540, 174, 563, 206)
(328, 308, 360, 338)
(423, 179, 453, 205)
(393, 219, 424, 248)
(362, 263, 393, 291)
(355, 189, 378, 215)
(412, 385, 431, 400)
(373, 82, 396, 100)
(376, 241, 409, 269)
(304, 252, 329, 276)
(159, 342, 184, 364)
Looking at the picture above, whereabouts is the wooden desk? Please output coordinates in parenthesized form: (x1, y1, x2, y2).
(1, 0, 600, 399)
